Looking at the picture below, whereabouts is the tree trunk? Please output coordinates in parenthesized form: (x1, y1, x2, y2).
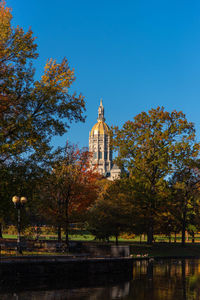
(147, 221, 153, 245)
(65, 220, 69, 247)
(0, 223, 3, 238)
(57, 195, 62, 243)
(191, 232, 195, 243)
(181, 222, 186, 247)
(35, 225, 40, 241)
(174, 232, 177, 243)
(186, 231, 189, 242)
(65, 198, 69, 247)
(182, 208, 186, 247)
(57, 224, 61, 243)
(148, 192, 155, 245)
(169, 233, 171, 243)
(115, 234, 119, 246)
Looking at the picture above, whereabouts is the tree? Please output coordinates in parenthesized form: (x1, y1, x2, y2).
(0, 1, 85, 164)
(0, 159, 46, 237)
(87, 178, 136, 244)
(39, 144, 100, 246)
(112, 107, 200, 244)
(169, 161, 200, 246)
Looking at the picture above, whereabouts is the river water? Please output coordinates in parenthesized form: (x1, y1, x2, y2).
(1, 259, 200, 299)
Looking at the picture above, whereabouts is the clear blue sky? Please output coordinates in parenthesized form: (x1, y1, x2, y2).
(7, 0, 200, 148)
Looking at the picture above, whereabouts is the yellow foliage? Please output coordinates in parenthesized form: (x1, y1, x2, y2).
(0, 0, 12, 43)
(41, 58, 74, 92)
(120, 233, 135, 240)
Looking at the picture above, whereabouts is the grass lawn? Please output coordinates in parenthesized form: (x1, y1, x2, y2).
(3, 230, 200, 258)
(4, 229, 200, 243)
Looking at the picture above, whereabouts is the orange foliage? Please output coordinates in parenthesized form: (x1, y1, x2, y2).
(41, 146, 102, 226)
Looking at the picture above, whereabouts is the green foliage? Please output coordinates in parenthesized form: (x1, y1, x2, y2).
(112, 107, 200, 244)
(87, 179, 134, 242)
(113, 107, 199, 177)
(0, 158, 47, 232)
(168, 163, 200, 245)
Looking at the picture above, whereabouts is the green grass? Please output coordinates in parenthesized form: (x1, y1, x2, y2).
(3, 230, 200, 259)
(2, 233, 95, 241)
(2, 236, 200, 258)
(3, 232, 200, 243)
(2, 234, 16, 239)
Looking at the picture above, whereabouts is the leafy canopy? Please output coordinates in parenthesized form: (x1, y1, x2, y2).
(112, 106, 200, 182)
(112, 106, 200, 243)
(0, 1, 85, 164)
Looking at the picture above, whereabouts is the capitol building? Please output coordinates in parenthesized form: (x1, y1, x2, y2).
(89, 100, 121, 181)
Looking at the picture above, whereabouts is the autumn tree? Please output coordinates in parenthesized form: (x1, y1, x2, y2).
(39, 144, 100, 246)
(0, 1, 85, 165)
(112, 107, 200, 244)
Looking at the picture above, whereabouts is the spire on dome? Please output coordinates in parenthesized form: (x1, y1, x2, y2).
(97, 98, 105, 122)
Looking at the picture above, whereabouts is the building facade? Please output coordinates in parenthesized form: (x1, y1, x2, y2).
(89, 100, 121, 180)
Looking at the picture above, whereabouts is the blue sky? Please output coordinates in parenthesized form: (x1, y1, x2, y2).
(7, 0, 200, 148)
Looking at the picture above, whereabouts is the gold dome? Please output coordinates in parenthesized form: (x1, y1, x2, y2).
(90, 120, 110, 136)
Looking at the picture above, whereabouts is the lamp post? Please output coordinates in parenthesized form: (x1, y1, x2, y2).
(12, 195, 27, 254)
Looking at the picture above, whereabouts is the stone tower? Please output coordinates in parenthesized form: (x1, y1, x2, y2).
(89, 100, 121, 180)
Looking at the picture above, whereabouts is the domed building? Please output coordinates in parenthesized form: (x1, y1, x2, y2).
(89, 100, 121, 180)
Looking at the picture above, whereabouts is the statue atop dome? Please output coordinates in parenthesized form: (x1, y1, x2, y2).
(97, 98, 105, 122)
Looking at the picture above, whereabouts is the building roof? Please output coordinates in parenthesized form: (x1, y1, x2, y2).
(90, 120, 110, 136)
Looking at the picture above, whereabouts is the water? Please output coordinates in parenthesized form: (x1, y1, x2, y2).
(1, 259, 200, 299)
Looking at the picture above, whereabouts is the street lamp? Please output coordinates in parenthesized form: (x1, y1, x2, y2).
(12, 195, 27, 254)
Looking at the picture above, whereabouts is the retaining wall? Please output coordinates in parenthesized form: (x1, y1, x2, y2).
(0, 256, 133, 291)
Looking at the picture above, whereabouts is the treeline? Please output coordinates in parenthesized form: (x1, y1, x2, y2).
(1, 1, 200, 247)
(87, 107, 200, 246)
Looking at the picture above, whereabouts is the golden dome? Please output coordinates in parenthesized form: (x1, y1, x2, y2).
(90, 120, 110, 136)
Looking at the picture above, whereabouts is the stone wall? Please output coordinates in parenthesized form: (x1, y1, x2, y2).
(78, 243, 130, 257)
(0, 257, 133, 292)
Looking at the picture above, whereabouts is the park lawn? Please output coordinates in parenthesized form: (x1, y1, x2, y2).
(2, 233, 95, 241)
(2, 236, 200, 258)
(3, 232, 200, 243)
(3, 230, 200, 259)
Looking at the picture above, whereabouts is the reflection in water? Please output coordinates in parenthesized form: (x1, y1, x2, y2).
(2, 259, 200, 299)
(0, 284, 130, 300)
(131, 259, 200, 300)
(111, 282, 130, 299)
